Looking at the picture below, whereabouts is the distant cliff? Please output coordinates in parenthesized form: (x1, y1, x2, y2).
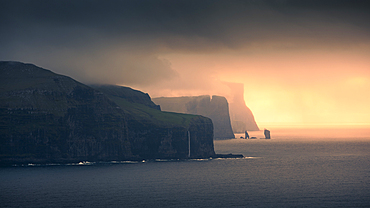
(225, 82, 259, 132)
(153, 95, 235, 140)
(0, 62, 215, 165)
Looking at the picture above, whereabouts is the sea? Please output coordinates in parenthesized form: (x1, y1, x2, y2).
(1, 127, 370, 208)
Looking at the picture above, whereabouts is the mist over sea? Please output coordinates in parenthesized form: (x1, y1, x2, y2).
(1, 128, 369, 208)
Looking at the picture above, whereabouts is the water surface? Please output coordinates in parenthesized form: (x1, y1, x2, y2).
(1, 128, 369, 207)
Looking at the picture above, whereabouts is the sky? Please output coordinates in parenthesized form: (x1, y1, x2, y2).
(1, 0, 370, 127)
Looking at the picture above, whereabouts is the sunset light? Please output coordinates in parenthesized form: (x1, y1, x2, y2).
(2, 1, 370, 207)
(1, 0, 370, 129)
(154, 48, 370, 128)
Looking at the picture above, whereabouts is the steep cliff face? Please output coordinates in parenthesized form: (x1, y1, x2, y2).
(92, 85, 215, 159)
(153, 95, 235, 140)
(0, 62, 133, 164)
(0, 62, 215, 165)
(226, 83, 259, 132)
(126, 116, 214, 159)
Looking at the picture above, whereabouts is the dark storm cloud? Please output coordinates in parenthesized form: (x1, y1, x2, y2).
(1, 0, 369, 85)
(2, 0, 370, 48)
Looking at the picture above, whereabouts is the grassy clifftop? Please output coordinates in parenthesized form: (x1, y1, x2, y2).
(153, 95, 235, 139)
(0, 61, 215, 165)
(92, 85, 199, 128)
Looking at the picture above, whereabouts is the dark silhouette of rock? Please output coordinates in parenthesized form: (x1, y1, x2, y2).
(91, 85, 215, 159)
(245, 131, 249, 139)
(153, 95, 235, 140)
(0, 61, 215, 165)
(214, 153, 243, 158)
(264, 129, 271, 139)
(224, 82, 259, 132)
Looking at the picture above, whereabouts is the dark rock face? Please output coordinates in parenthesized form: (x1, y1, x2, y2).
(0, 62, 133, 164)
(153, 95, 235, 140)
(0, 62, 215, 165)
(126, 116, 214, 159)
(264, 129, 271, 139)
(93, 85, 215, 159)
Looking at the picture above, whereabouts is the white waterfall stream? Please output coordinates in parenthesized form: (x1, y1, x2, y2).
(188, 131, 190, 157)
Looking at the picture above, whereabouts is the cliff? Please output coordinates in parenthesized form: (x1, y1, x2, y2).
(90, 85, 160, 110)
(152, 95, 235, 140)
(225, 83, 259, 132)
(91, 85, 215, 159)
(0, 61, 215, 165)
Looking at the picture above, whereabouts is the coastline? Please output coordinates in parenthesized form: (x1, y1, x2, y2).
(1, 153, 245, 167)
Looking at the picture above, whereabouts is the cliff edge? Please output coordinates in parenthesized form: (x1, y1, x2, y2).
(153, 95, 235, 140)
(226, 82, 259, 132)
(0, 62, 215, 165)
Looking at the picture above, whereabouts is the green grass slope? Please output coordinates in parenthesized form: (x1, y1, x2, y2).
(92, 85, 199, 128)
(0, 62, 215, 164)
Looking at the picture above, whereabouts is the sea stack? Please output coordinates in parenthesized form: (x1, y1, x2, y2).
(264, 129, 271, 139)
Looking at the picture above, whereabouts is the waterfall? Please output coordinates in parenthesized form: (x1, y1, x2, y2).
(188, 130, 191, 158)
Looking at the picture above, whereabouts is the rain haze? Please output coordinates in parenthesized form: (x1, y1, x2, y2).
(1, 0, 370, 128)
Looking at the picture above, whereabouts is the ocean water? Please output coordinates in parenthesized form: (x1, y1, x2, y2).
(1, 128, 370, 208)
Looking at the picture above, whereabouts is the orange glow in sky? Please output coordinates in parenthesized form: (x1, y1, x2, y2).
(154, 47, 370, 127)
(3, 0, 370, 129)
